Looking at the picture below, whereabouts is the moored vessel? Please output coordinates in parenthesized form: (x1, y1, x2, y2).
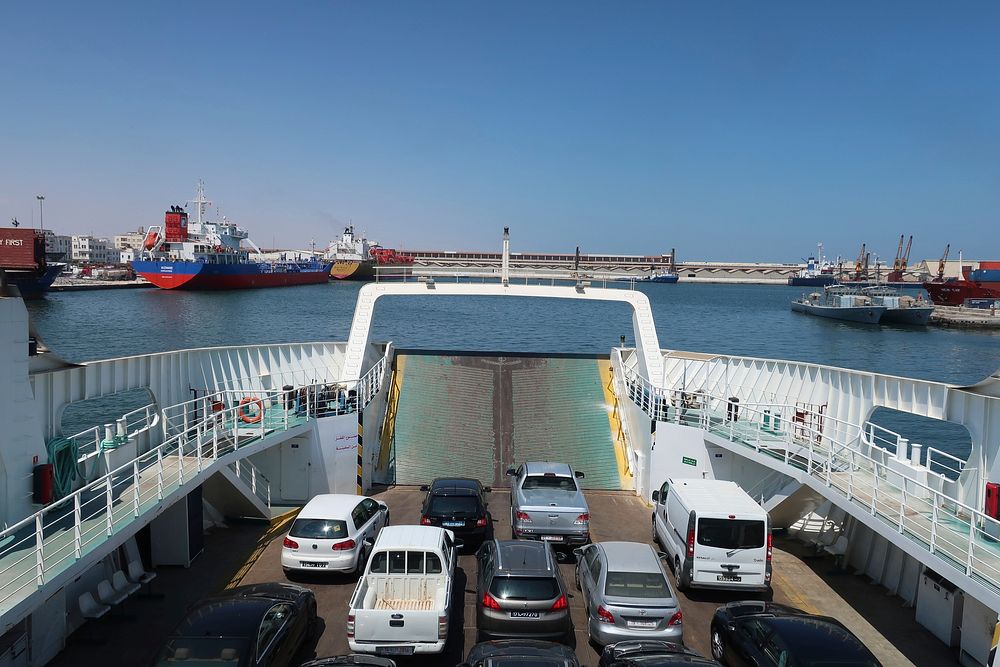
(324, 225, 413, 280)
(860, 286, 933, 325)
(0, 228, 65, 299)
(131, 183, 331, 290)
(924, 263, 1000, 306)
(790, 285, 886, 323)
(787, 243, 837, 287)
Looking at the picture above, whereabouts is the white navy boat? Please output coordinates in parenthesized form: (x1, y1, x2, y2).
(791, 285, 887, 323)
(1, 231, 999, 666)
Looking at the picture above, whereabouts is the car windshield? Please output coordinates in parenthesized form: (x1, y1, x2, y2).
(490, 576, 560, 601)
(604, 571, 672, 599)
(521, 475, 576, 491)
(153, 637, 251, 666)
(429, 495, 480, 516)
(289, 518, 349, 539)
(697, 518, 765, 549)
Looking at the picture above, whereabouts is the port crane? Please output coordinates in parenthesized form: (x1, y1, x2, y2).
(888, 235, 913, 282)
(937, 244, 950, 281)
(854, 243, 867, 281)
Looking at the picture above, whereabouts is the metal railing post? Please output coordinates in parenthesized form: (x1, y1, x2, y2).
(930, 501, 938, 554)
(870, 474, 878, 516)
(156, 447, 164, 500)
(967, 520, 976, 575)
(105, 476, 114, 536)
(251, 467, 257, 497)
(35, 514, 45, 586)
(898, 489, 906, 533)
(177, 436, 184, 485)
(213, 425, 219, 459)
(73, 494, 82, 559)
(133, 461, 141, 517)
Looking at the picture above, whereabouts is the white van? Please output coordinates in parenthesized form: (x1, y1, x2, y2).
(651, 478, 771, 593)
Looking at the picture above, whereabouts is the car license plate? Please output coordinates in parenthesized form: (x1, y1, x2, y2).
(442, 521, 464, 527)
(627, 620, 657, 629)
(300, 561, 326, 568)
(510, 611, 541, 618)
(541, 535, 563, 542)
(717, 574, 742, 582)
(376, 646, 415, 656)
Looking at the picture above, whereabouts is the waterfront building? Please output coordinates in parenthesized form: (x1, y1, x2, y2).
(70, 235, 115, 264)
(113, 227, 146, 251)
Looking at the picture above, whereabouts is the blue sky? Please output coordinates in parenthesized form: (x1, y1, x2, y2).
(1, 2, 997, 262)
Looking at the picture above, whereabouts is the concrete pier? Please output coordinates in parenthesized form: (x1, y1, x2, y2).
(930, 304, 1000, 329)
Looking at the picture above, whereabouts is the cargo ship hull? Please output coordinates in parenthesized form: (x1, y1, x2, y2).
(923, 280, 1000, 306)
(5, 263, 63, 299)
(132, 261, 332, 290)
(330, 260, 375, 281)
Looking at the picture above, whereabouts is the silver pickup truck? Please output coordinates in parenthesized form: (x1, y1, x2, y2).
(507, 461, 590, 546)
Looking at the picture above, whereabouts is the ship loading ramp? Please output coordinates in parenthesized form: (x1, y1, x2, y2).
(378, 350, 632, 491)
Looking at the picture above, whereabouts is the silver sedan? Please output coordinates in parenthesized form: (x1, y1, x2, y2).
(574, 541, 683, 647)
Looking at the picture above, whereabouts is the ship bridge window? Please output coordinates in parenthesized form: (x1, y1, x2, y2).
(866, 407, 972, 480)
(60, 388, 158, 444)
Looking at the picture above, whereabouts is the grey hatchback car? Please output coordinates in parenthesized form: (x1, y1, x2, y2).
(575, 541, 683, 647)
(476, 539, 572, 642)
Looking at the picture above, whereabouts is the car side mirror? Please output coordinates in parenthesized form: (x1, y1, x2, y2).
(364, 537, 374, 547)
(379, 502, 388, 510)
(419, 484, 429, 492)
(573, 547, 584, 558)
(505, 467, 516, 476)
(651, 490, 660, 502)
(455, 540, 465, 550)
(575, 471, 585, 479)
(484, 486, 492, 493)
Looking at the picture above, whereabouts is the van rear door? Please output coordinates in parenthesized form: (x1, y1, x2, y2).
(692, 514, 768, 587)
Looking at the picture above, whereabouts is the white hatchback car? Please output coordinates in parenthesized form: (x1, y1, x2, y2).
(281, 494, 389, 575)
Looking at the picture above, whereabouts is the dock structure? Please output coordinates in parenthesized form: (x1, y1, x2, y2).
(931, 304, 1000, 329)
(404, 249, 928, 284)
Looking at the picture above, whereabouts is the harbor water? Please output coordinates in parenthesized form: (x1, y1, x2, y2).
(27, 281, 999, 460)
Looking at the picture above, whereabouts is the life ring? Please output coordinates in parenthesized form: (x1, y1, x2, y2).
(239, 397, 264, 423)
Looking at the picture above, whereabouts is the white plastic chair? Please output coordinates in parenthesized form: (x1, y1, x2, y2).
(112, 570, 140, 598)
(78, 591, 110, 620)
(823, 535, 850, 568)
(96, 579, 127, 607)
(126, 559, 156, 586)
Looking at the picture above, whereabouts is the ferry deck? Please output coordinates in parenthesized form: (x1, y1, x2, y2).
(2, 271, 999, 666)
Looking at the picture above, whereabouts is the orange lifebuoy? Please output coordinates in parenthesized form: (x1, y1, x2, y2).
(239, 397, 264, 423)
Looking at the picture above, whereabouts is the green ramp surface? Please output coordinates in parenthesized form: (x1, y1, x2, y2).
(390, 352, 624, 490)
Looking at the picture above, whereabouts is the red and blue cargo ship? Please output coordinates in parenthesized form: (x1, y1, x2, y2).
(131, 183, 331, 290)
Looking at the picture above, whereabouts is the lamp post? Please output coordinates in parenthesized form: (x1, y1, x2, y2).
(36, 195, 45, 231)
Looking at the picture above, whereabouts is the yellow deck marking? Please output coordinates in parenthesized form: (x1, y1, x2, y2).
(377, 355, 405, 471)
(226, 509, 300, 589)
(598, 359, 634, 488)
(770, 557, 820, 614)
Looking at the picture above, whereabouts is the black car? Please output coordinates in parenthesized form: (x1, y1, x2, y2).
(599, 640, 720, 666)
(710, 601, 881, 667)
(301, 657, 396, 666)
(420, 477, 492, 545)
(151, 582, 317, 667)
(459, 639, 581, 667)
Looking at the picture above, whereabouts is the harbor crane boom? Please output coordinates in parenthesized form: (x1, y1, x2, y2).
(937, 244, 950, 281)
(854, 243, 867, 280)
(892, 235, 905, 272)
(901, 235, 913, 272)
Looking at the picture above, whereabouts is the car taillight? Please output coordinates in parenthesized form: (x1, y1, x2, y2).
(420, 516, 432, 525)
(333, 539, 357, 551)
(347, 614, 355, 638)
(574, 513, 590, 525)
(482, 592, 502, 610)
(686, 527, 695, 558)
(476, 517, 488, 527)
(438, 615, 448, 640)
(597, 605, 615, 624)
(283, 537, 299, 550)
(668, 610, 683, 626)
(766, 532, 773, 561)
(550, 594, 568, 611)
(515, 511, 532, 523)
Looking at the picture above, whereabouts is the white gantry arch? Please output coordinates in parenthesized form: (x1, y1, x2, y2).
(341, 282, 663, 382)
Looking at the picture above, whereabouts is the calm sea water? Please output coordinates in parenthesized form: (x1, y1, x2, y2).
(26, 281, 1000, 385)
(27, 282, 1000, 461)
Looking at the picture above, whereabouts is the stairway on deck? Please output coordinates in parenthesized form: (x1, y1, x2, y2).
(389, 353, 624, 490)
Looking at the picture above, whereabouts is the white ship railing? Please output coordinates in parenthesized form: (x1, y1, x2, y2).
(0, 352, 390, 620)
(68, 402, 160, 461)
(229, 458, 272, 509)
(618, 363, 1000, 600)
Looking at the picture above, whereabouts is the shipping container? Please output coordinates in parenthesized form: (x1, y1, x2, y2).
(0, 229, 45, 271)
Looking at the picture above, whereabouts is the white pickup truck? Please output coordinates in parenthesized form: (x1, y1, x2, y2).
(347, 525, 459, 656)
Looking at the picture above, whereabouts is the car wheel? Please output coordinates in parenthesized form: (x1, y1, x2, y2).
(307, 601, 319, 640)
(575, 568, 581, 591)
(711, 623, 727, 664)
(354, 546, 367, 576)
(675, 557, 689, 591)
(652, 517, 658, 545)
(384, 511, 390, 526)
(510, 508, 517, 539)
